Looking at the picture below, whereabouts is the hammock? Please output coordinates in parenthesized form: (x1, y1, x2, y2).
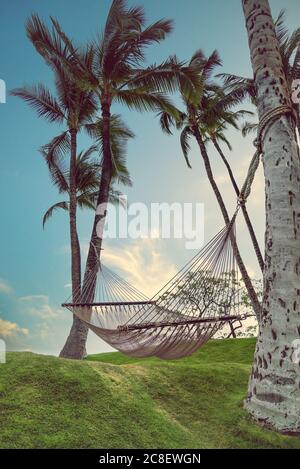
(63, 217, 241, 359)
(62, 105, 296, 359)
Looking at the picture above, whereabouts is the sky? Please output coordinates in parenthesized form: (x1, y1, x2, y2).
(0, 0, 299, 355)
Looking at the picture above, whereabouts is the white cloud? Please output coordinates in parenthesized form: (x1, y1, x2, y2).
(102, 239, 177, 297)
(0, 278, 12, 294)
(36, 322, 53, 340)
(19, 295, 47, 301)
(18, 295, 60, 319)
(0, 318, 29, 338)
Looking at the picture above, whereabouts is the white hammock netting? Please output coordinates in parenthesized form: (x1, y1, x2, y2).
(63, 219, 241, 359)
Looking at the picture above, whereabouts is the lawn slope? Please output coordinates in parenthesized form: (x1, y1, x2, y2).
(0, 338, 299, 449)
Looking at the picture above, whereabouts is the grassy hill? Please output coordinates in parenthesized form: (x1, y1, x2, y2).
(0, 338, 299, 449)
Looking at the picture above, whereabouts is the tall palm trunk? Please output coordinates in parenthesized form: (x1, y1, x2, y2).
(296, 109, 300, 141)
(59, 129, 89, 359)
(193, 126, 261, 319)
(72, 98, 113, 359)
(243, 0, 300, 433)
(212, 138, 264, 273)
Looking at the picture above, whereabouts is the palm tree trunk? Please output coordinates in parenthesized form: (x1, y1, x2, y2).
(212, 138, 264, 273)
(69, 98, 113, 360)
(243, 0, 300, 433)
(193, 126, 261, 319)
(296, 110, 300, 141)
(59, 129, 89, 359)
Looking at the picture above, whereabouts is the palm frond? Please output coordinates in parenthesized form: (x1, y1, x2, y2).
(158, 111, 175, 135)
(103, 0, 128, 41)
(157, 109, 186, 134)
(75, 162, 99, 194)
(116, 88, 179, 117)
(274, 9, 289, 45)
(180, 126, 193, 168)
(292, 43, 300, 78)
(284, 28, 300, 63)
(215, 132, 232, 151)
(40, 145, 69, 193)
(201, 50, 222, 80)
(217, 73, 257, 101)
(42, 131, 70, 167)
(241, 121, 258, 137)
(77, 145, 98, 163)
(76, 192, 98, 210)
(43, 201, 69, 228)
(122, 56, 201, 98)
(100, 5, 172, 79)
(116, 19, 173, 68)
(86, 114, 134, 186)
(48, 21, 99, 93)
(77, 188, 126, 210)
(189, 49, 206, 68)
(11, 85, 65, 123)
(109, 188, 127, 206)
(26, 14, 67, 64)
(126, 5, 145, 29)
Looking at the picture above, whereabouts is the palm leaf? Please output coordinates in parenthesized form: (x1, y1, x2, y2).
(86, 115, 134, 186)
(43, 201, 69, 228)
(180, 126, 193, 168)
(123, 56, 201, 97)
(26, 14, 67, 64)
(215, 132, 232, 151)
(77, 188, 125, 210)
(274, 9, 289, 45)
(42, 131, 70, 167)
(241, 121, 258, 137)
(76, 192, 97, 210)
(158, 111, 176, 135)
(116, 19, 173, 68)
(201, 50, 222, 80)
(189, 49, 206, 68)
(40, 146, 69, 193)
(116, 88, 179, 117)
(11, 85, 65, 123)
(292, 43, 300, 78)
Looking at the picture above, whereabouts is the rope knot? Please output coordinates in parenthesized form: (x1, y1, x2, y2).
(238, 194, 246, 206)
(253, 137, 262, 153)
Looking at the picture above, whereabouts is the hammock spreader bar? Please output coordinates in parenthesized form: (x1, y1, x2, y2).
(62, 301, 156, 308)
(118, 314, 242, 332)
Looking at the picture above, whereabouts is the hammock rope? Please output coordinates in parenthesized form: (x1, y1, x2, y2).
(238, 104, 297, 205)
(62, 104, 296, 359)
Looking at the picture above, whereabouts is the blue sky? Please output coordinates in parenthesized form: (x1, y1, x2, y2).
(0, 0, 299, 355)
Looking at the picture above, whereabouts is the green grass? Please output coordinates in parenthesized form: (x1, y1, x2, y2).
(0, 338, 299, 448)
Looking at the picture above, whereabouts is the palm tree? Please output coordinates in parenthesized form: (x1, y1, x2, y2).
(160, 50, 261, 318)
(43, 0, 200, 358)
(243, 0, 300, 433)
(57, 115, 134, 358)
(11, 16, 97, 357)
(219, 9, 300, 135)
(201, 112, 264, 273)
(42, 143, 128, 228)
(42, 145, 99, 228)
(41, 137, 130, 357)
